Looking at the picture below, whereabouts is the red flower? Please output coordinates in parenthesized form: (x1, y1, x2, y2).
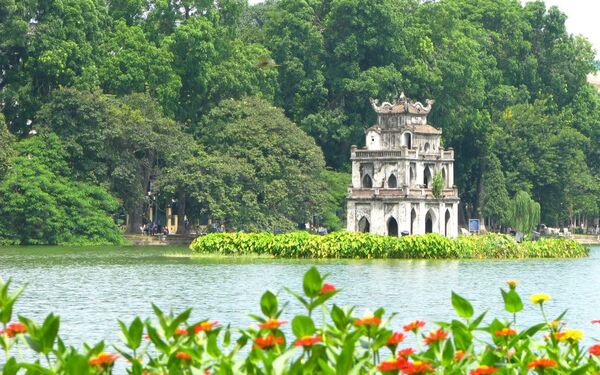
(89, 352, 119, 367)
(195, 321, 219, 333)
(294, 335, 322, 347)
(527, 358, 557, 369)
(378, 358, 400, 372)
(254, 335, 284, 349)
(454, 350, 466, 361)
(495, 328, 517, 337)
(397, 348, 415, 358)
(320, 283, 336, 294)
(354, 316, 382, 327)
(589, 344, 600, 356)
(176, 352, 192, 361)
(259, 319, 288, 330)
(470, 365, 498, 375)
(423, 329, 448, 345)
(401, 360, 434, 374)
(403, 320, 425, 332)
(1, 322, 27, 338)
(592, 320, 600, 324)
(174, 328, 188, 336)
(386, 332, 406, 346)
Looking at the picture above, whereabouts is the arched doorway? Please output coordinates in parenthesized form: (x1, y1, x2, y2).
(387, 217, 398, 237)
(444, 209, 451, 236)
(423, 166, 432, 187)
(410, 208, 417, 234)
(362, 174, 373, 188)
(358, 217, 370, 233)
(403, 132, 412, 149)
(425, 210, 433, 233)
(388, 174, 397, 188)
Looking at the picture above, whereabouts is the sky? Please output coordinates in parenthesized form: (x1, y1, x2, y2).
(248, 0, 600, 58)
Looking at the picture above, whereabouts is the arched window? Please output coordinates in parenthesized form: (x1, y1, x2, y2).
(409, 165, 416, 186)
(423, 166, 432, 187)
(387, 217, 398, 237)
(410, 208, 417, 234)
(425, 211, 434, 233)
(387, 174, 397, 188)
(444, 209, 451, 237)
(424, 142, 430, 153)
(358, 217, 370, 233)
(362, 174, 373, 188)
(403, 132, 412, 149)
(441, 167, 447, 188)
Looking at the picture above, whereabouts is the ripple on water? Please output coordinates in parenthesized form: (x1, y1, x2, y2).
(0, 245, 599, 347)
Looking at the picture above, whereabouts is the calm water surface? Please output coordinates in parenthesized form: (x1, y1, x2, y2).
(0, 245, 599, 347)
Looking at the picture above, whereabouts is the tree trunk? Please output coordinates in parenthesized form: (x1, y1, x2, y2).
(176, 191, 186, 234)
(127, 206, 143, 234)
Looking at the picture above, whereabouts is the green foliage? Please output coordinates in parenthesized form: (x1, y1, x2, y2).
(195, 97, 327, 231)
(190, 231, 588, 260)
(317, 170, 350, 231)
(480, 153, 510, 227)
(431, 172, 444, 199)
(508, 191, 541, 235)
(0, 114, 15, 181)
(0, 135, 122, 245)
(2, 268, 600, 373)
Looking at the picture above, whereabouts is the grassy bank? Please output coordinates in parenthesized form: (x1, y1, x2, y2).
(189, 231, 588, 259)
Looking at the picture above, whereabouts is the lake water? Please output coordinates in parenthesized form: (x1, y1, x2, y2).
(1, 245, 599, 348)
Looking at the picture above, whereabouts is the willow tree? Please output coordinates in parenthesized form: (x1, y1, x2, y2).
(509, 191, 541, 234)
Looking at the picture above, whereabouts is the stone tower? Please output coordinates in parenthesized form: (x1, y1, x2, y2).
(346, 94, 459, 237)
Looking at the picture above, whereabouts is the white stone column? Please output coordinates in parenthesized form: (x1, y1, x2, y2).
(347, 201, 356, 232)
(451, 203, 459, 237)
(351, 161, 361, 188)
(371, 201, 386, 235)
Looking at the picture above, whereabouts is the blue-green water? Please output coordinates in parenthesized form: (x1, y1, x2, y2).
(0, 245, 599, 347)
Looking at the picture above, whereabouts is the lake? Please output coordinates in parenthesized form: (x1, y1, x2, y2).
(1, 245, 599, 348)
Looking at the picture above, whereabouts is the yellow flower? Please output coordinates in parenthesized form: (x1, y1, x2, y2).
(506, 279, 518, 289)
(548, 320, 562, 329)
(530, 293, 551, 304)
(558, 329, 584, 342)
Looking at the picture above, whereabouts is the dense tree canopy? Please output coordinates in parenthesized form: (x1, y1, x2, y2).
(0, 0, 599, 244)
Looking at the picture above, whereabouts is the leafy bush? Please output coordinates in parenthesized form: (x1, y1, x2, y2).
(2, 269, 600, 374)
(190, 232, 588, 259)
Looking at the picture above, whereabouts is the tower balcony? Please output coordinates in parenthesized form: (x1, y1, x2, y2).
(347, 186, 459, 200)
(351, 146, 454, 161)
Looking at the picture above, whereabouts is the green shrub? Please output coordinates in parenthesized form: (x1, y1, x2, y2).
(190, 232, 588, 259)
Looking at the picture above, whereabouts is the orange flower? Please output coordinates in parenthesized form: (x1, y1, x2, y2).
(527, 358, 557, 369)
(195, 321, 219, 333)
(254, 335, 284, 349)
(470, 365, 498, 375)
(354, 316, 382, 327)
(259, 319, 288, 330)
(320, 283, 336, 294)
(1, 322, 27, 338)
(423, 329, 448, 345)
(454, 350, 466, 361)
(176, 352, 192, 360)
(378, 358, 400, 372)
(403, 320, 425, 332)
(589, 344, 600, 356)
(495, 328, 517, 337)
(89, 352, 119, 367)
(294, 335, 322, 347)
(386, 332, 406, 346)
(398, 348, 415, 357)
(174, 328, 188, 336)
(401, 360, 434, 374)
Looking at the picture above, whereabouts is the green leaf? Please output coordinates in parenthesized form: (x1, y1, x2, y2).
(451, 292, 474, 319)
(303, 267, 322, 298)
(292, 315, 316, 337)
(260, 290, 278, 318)
(2, 357, 19, 375)
(501, 289, 523, 313)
